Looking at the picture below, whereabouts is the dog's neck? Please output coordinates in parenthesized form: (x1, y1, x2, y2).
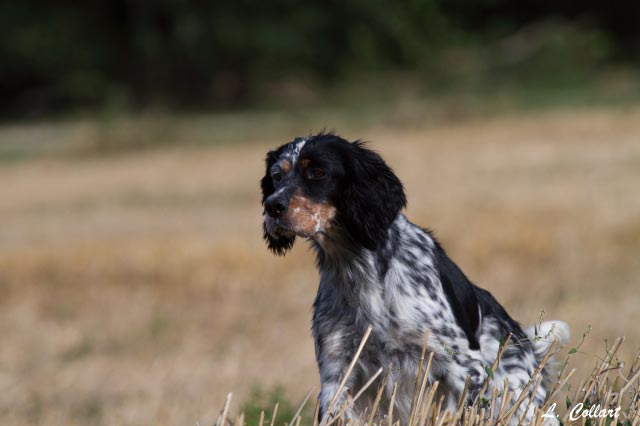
(311, 213, 410, 304)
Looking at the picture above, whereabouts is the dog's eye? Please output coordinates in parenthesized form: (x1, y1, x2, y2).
(307, 168, 326, 180)
(271, 167, 283, 182)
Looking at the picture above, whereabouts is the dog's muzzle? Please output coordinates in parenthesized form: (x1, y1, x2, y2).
(264, 215, 295, 239)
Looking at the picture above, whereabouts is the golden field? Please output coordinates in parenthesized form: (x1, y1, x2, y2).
(1, 105, 639, 425)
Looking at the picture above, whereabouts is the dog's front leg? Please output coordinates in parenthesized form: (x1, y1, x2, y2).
(315, 329, 359, 423)
(318, 380, 355, 423)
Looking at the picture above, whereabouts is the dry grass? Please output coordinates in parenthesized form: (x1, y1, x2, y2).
(1, 105, 639, 425)
(215, 331, 640, 426)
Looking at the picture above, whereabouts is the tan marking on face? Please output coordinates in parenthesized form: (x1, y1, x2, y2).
(299, 158, 310, 169)
(279, 159, 291, 173)
(286, 191, 336, 236)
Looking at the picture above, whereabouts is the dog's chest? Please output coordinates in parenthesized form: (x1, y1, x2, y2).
(323, 261, 448, 352)
(314, 238, 462, 384)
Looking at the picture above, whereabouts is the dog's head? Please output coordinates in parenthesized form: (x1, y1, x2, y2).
(261, 133, 406, 255)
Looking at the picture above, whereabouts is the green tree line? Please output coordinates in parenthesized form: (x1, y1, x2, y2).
(1, 0, 638, 116)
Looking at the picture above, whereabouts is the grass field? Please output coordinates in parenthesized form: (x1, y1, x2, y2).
(1, 103, 639, 425)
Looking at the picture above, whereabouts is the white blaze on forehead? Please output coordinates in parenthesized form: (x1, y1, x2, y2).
(283, 137, 307, 165)
(294, 138, 307, 153)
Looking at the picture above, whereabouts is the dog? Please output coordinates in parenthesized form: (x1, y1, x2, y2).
(260, 133, 569, 424)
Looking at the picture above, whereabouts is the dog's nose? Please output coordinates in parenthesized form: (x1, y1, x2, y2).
(265, 196, 288, 218)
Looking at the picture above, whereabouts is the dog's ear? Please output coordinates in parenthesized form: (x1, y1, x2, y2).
(261, 150, 295, 255)
(339, 142, 406, 250)
(260, 150, 278, 205)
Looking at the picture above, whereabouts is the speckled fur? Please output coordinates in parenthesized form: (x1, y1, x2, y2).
(260, 133, 570, 425)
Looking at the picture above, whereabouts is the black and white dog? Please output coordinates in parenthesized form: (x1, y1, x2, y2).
(260, 133, 569, 424)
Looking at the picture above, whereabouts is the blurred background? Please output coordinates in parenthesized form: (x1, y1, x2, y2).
(1, 1, 639, 425)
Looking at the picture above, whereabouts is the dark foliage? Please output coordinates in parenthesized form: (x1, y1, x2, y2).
(1, 1, 638, 115)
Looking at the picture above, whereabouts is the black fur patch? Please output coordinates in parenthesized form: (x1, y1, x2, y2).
(338, 142, 406, 250)
(434, 242, 481, 350)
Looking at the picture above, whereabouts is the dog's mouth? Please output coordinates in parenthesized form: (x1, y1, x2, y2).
(264, 215, 328, 240)
(264, 216, 296, 239)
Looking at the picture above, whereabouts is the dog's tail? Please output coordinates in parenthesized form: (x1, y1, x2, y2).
(524, 320, 570, 385)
